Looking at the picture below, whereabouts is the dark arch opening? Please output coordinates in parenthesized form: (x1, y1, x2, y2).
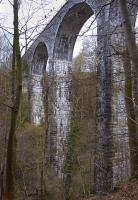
(54, 2, 93, 61)
(31, 42, 48, 124)
(32, 42, 48, 75)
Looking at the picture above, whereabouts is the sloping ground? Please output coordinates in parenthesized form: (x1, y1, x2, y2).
(82, 181, 138, 200)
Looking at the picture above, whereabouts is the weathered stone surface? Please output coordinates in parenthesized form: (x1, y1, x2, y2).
(24, 0, 138, 194)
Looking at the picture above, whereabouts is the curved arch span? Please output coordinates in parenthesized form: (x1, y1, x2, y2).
(32, 42, 48, 75)
(54, 2, 93, 61)
(31, 42, 48, 124)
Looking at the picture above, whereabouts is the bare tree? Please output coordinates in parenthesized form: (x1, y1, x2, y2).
(119, 0, 138, 179)
(119, 0, 138, 76)
(4, 1, 22, 199)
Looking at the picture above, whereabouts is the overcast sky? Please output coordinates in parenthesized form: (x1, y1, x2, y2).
(0, 0, 96, 57)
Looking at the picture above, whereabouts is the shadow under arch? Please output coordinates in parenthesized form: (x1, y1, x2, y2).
(32, 42, 48, 75)
(31, 42, 48, 124)
(53, 2, 94, 61)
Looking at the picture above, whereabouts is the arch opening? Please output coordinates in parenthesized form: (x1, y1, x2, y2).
(32, 42, 48, 75)
(31, 42, 48, 124)
(54, 2, 93, 61)
(49, 2, 97, 179)
(73, 14, 97, 72)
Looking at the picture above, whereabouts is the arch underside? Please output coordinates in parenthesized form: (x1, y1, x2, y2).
(54, 2, 93, 61)
(31, 42, 48, 124)
(32, 42, 48, 75)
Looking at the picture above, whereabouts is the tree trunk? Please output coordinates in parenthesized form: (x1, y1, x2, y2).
(0, 170, 4, 200)
(133, 72, 138, 135)
(41, 74, 49, 199)
(119, 0, 138, 76)
(122, 49, 138, 179)
(4, 0, 22, 199)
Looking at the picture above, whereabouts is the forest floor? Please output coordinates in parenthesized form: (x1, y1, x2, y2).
(82, 181, 138, 200)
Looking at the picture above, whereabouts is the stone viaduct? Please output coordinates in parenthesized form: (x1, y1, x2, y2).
(24, 0, 138, 194)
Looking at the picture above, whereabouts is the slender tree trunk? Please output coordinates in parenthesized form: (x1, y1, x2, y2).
(122, 49, 138, 179)
(4, 1, 22, 199)
(44, 75, 49, 199)
(119, 0, 138, 76)
(133, 72, 138, 134)
(12, 45, 15, 103)
(0, 170, 4, 200)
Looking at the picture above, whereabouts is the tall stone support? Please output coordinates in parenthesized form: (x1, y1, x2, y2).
(94, 2, 137, 193)
(95, 34, 113, 193)
(109, 5, 130, 184)
(47, 59, 72, 178)
(109, 1, 137, 186)
(111, 58, 130, 186)
(31, 74, 44, 124)
(92, 2, 114, 193)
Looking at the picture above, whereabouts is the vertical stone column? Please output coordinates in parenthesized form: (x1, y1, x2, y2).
(48, 59, 72, 178)
(31, 74, 45, 124)
(109, 3, 130, 184)
(30, 59, 46, 125)
(94, 5, 113, 192)
(108, 1, 137, 186)
(95, 34, 113, 193)
(94, 1, 137, 192)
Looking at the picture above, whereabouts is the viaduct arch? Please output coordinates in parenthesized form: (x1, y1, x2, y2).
(31, 42, 48, 124)
(25, 0, 138, 194)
